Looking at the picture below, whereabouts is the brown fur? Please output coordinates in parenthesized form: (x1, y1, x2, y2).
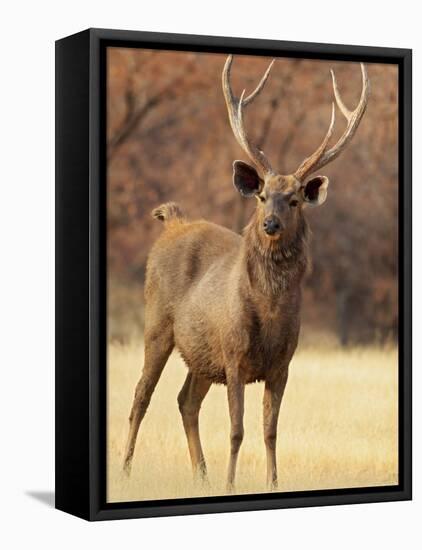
(122, 56, 368, 491)
(123, 182, 311, 490)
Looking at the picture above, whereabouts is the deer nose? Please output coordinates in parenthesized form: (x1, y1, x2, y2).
(263, 216, 282, 235)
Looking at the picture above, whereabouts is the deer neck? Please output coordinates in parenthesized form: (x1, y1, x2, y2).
(241, 212, 309, 298)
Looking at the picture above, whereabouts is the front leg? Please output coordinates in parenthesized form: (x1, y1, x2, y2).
(226, 372, 245, 491)
(263, 369, 289, 490)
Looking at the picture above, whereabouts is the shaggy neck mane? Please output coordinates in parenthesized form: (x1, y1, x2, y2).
(241, 211, 309, 296)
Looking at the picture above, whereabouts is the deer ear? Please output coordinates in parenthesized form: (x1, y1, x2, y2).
(301, 176, 329, 207)
(233, 160, 263, 197)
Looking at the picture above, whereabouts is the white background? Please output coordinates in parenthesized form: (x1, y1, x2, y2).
(0, 1, 419, 548)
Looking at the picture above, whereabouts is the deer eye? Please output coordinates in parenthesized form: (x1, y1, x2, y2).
(290, 199, 299, 207)
(258, 195, 266, 203)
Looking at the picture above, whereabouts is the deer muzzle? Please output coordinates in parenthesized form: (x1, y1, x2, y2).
(263, 215, 283, 236)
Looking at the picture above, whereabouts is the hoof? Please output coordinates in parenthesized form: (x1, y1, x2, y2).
(122, 459, 132, 477)
(226, 482, 236, 494)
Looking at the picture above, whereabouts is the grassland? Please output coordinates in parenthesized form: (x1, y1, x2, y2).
(107, 342, 398, 503)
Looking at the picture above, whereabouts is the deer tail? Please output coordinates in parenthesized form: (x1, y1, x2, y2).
(151, 202, 185, 223)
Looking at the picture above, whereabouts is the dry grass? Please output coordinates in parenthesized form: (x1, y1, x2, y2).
(107, 342, 398, 503)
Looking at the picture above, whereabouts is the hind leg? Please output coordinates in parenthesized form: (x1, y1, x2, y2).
(123, 324, 174, 475)
(177, 373, 212, 480)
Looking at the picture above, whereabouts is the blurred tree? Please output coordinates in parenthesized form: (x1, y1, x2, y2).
(107, 49, 398, 345)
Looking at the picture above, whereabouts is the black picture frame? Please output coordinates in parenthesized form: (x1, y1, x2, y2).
(55, 28, 412, 521)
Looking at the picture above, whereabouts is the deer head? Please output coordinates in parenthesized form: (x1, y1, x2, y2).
(222, 55, 369, 240)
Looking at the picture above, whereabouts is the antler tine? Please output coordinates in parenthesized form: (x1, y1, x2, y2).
(294, 103, 336, 181)
(294, 63, 370, 182)
(243, 59, 276, 106)
(222, 55, 275, 177)
(331, 68, 352, 119)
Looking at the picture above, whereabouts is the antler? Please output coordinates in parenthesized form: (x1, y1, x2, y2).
(222, 55, 276, 178)
(294, 63, 370, 181)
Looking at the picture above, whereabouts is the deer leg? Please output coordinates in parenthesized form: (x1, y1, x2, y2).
(263, 369, 289, 490)
(177, 373, 212, 481)
(123, 327, 174, 475)
(226, 373, 245, 491)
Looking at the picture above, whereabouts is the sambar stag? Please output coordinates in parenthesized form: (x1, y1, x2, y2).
(123, 56, 369, 490)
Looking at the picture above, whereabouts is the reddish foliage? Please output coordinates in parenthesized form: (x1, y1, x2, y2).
(107, 48, 398, 345)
